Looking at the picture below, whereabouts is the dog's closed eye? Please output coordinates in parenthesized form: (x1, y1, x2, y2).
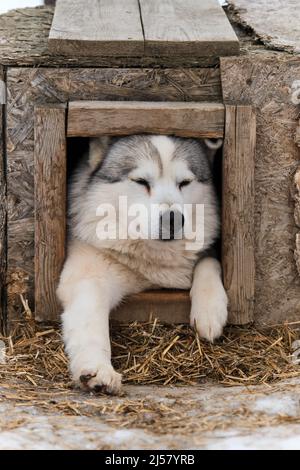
(132, 178, 151, 192)
(178, 180, 192, 190)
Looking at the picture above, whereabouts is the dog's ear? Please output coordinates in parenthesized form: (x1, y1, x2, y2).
(88, 137, 111, 171)
(204, 138, 223, 153)
(203, 138, 223, 162)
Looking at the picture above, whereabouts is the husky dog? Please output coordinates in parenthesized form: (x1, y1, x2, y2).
(57, 135, 228, 394)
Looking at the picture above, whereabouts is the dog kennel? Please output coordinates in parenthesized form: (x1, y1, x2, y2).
(0, 0, 300, 332)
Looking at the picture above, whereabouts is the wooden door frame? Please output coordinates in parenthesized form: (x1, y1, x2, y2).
(34, 101, 255, 324)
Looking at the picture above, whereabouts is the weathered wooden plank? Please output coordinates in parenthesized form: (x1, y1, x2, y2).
(7, 67, 220, 320)
(68, 101, 225, 138)
(222, 105, 256, 324)
(140, 0, 239, 56)
(34, 105, 67, 321)
(112, 290, 190, 324)
(0, 6, 222, 67)
(49, 0, 144, 57)
(0, 66, 6, 333)
(221, 56, 300, 326)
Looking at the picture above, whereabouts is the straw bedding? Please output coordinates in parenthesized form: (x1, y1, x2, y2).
(1, 316, 300, 388)
(0, 316, 300, 435)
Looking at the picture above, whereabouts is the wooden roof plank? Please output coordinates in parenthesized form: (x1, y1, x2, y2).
(139, 0, 239, 56)
(49, 0, 239, 58)
(48, 0, 145, 56)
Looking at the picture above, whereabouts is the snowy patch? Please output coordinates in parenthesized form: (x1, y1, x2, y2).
(0, 1, 43, 15)
(252, 395, 300, 417)
(0, 340, 6, 364)
(205, 425, 300, 450)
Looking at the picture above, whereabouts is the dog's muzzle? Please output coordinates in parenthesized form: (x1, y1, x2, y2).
(159, 210, 185, 241)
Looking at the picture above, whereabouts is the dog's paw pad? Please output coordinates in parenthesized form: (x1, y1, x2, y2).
(74, 364, 122, 395)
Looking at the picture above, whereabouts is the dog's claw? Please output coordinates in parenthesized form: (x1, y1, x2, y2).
(79, 373, 96, 384)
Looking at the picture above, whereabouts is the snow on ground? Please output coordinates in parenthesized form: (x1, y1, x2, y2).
(1, 380, 300, 450)
(0, 1, 43, 15)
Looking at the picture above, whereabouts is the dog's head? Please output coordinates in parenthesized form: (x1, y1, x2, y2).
(72, 135, 220, 251)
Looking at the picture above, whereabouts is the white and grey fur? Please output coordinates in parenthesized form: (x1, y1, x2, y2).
(57, 135, 228, 394)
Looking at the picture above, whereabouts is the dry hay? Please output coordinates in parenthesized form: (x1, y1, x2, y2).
(0, 317, 299, 389)
(0, 317, 300, 435)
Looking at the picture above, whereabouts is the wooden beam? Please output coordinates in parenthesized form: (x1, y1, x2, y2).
(140, 0, 239, 57)
(222, 105, 256, 324)
(34, 105, 67, 321)
(67, 101, 225, 138)
(111, 290, 190, 324)
(49, 0, 144, 56)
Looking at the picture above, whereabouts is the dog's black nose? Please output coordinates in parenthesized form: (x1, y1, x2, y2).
(159, 210, 185, 241)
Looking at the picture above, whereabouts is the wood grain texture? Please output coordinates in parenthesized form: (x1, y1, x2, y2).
(140, 0, 239, 56)
(49, 0, 144, 57)
(0, 6, 224, 68)
(0, 66, 6, 333)
(222, 105, 256, 324)
(221, 56, 300, 326)
(68, 101, 225, 138)
(112, 290, 190, 323)
(6, 67, 221, 320)
(34, 105, 66, 321)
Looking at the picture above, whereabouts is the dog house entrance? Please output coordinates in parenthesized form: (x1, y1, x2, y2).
(34, 101, 256, 326)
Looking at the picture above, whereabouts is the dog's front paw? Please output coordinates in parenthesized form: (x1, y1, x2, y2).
(72, 363, 122, 395)
(190, 286, 228, 343)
